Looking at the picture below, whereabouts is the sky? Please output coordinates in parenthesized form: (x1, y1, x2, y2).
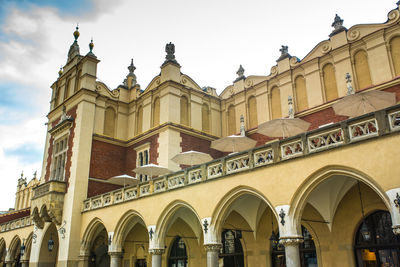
(0, 0, 397, 210)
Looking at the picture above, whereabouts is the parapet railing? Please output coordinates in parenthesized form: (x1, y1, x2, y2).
(83, 105, 400, 212)
(0, 216, 31, 233)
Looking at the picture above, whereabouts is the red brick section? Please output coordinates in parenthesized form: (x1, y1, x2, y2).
(87, 180, 121, 198)
(44, 106, 77, 189)
(0, 209, 30, 224)
(180, 133, 224, 162)
(384, 83, 400, 102)
(87, 134, 159, 197)
(300, 107, 349, 131)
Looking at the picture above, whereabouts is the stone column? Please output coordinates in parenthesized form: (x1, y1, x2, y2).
(150, 249, 164, 267)
(78, 254, 90, 267)
(386, 189, 400, 235)
(20, 260, 29, 267)
(109, 252, 123, 267)
(280, 237, 303, 267)
(5, 261, 12, 267)
(204, 243, 221, 267)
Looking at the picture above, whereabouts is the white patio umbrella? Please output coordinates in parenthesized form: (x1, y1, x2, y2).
(133, 163, 171, 180)
(211, 135, 257, 153)
(332, 90, 396, 118)
(108, 174, 139, 187)
(171, 150, 213, 166)
(257, 96, 311, 138)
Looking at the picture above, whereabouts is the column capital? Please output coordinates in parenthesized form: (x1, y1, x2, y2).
(108, 251, 123, 257)
(393, 225, 400, 235)
(279, 236, 304, 247)
(149, 248, 165, 255)
(204, 243, 222, 252)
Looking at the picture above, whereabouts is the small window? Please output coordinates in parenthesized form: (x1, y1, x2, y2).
(51, 135, 69, 181)
(136, 147, 150, 182)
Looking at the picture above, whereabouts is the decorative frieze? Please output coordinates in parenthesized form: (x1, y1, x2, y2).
(388, 110, 400, 131)
(226, 155, 250, 174)
(349, 118, 378, 141)
(279, 236, 304, 247)
(154, 179, 166, 192)
(204, 243, 222, 252)
(207, 163, 223, 179)
(254, 148, 273, 167)
(0, 216, 31, 233)
(168, 174, 185, 189)
(188, 169, 202, 184)
(281, 140, 303, 159)
(308, 128, 344, 152)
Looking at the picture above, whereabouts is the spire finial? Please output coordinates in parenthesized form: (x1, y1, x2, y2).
(89, 37, 94, 53)
(73, 23, 80, 42)
(128, 58, 136, 74)
(58, 66, 63, 77)
(162, 42, 180, 66)
(345, 73, 355, 95)
(277, 45, 291, 62)
(126, 58, 137, 88)
(329, 14, 347, 37)
(33, 171, 37, 179)
(288, 96, 294, 119)
(233, 65, 246, 82)
(20, 171, 23, 179)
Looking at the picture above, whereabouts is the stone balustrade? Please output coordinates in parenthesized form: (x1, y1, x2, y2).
(0, 216, 31, 233)
(82, 105, 400, 212)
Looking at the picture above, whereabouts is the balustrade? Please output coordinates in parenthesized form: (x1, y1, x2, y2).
(349, 118, 378, 141)
(308, 128, 344, 152)
(226, 155, 250, 174)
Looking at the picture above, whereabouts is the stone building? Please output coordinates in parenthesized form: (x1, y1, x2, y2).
(1, 3, 400, 267)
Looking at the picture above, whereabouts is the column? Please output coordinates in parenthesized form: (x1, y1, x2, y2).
(5, 261, 12, 267)
(109, 252, 123, 267)
(20, 260, 29, 267)
(280, 237, 303, 267)
(386, 189, 400, 235)
(78, 254, 90, 267)
(204, 243, 221, 267)
(150, 249, 164, 267)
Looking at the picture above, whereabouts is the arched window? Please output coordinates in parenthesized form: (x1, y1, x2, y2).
(271, 226, 318, 267)
(74, 69, 82, 93)
(220, 230, 244, 266)
(153, 97, 160, 127)
(295, 76, 308, 111)
(104, 107, 115, 137)
(54, 87, 60, 107)
(354, 210, 400, 266)
(271, 86, 282, 119)
(248, 96, 258, 129)
(322, 63, 338, 102)
(180, 96, 189, 126)
(136, 106, 143, 135)
(390, 37, 400, 76)
(202, 103, 210, 133)
(228, 105, 236, 135)
(168, 237, 187, 267)
(64, 76, 71, 100)
(354, 50, 372, 90)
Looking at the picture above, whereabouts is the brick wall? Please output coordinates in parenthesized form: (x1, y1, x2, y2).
(180, 133, 224, 162)
(87, 180, 121, 198)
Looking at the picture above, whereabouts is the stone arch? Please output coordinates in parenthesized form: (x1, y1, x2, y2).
(21, 232, 33, 261)
(37, 223, 59, 266)
(156, 200, 202, 246)
(290, 165, 391, 227)
(6, 235, 21, 263)
(353, 49, 372, 90)
(322, 63, 338, 102)
(113, 210, 147, 250)
(0, 238, 5, 265)
(81, 217, 108, 254)
(211, 186, 278, 240)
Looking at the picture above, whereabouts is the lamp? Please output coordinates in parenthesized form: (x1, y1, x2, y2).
(20, 239, 25, 256)
(269, 211, 278, 249)
(357, 182, 371, 241)
(48, 234, 55, 252)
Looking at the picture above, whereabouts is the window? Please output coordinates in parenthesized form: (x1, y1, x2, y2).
(104, 107, 116, 137)
(390, 37, 400, 76)
(248, 96, 258, 129)
(153, 97, 160, 127)
(168, 237, 187, 267)
(136, 146, 149, 182)
(354, 211, 400, 267)
(228, 105, 236, 135)
(202, 103, 210, 133)
(295, 76, 308, 111)
(180, 96, 189, 126)
(271, 86, 282, 119)
(64, 76, 71, 101)
(322, 63, 338, 102)
(136, 106, 143, 135)
(220, 230, 244, 266)
(354, 50, 372, 90)
(51, 135, 68, 181)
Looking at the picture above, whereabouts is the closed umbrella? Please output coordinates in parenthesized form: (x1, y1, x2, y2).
(211, 135, 257, 153)
(108, 174, 139, 187)
(133, 164, 171, 180)
(171, 150, 213, 166)
(332, 90, 396, 118)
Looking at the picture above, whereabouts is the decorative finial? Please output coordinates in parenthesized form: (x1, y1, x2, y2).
(345, 73, 355, 95)
(128, 59, 136, 74)
(33, 171, 37, 179)
(234, 65, 246, 83)
(329, 14, 347, 37)
(73, 24, 80, 42)
(163, 42, 179, 66)
(240, 115, 245, 136)
(58, 66, 63, 77)
(277, 45, 291, 62)
(20, 171, 24, 179)
(125, 58, 137, 87)
(288, 96, 294, 119)
(89, 38, 94, 53)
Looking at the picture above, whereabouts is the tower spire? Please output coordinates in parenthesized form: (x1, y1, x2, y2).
(67, 24, 80, 62)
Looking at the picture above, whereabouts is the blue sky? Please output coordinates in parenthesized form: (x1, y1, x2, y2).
(0, 0, 397, 210)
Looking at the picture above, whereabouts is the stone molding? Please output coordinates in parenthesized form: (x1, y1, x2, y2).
(204, 243, 222, 252)
(149, 248, 165, 255)
(279, 236, 304, 247)
(108, 251, 123, 257)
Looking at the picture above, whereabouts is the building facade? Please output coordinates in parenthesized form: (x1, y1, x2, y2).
(1, 3, 400, 267)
